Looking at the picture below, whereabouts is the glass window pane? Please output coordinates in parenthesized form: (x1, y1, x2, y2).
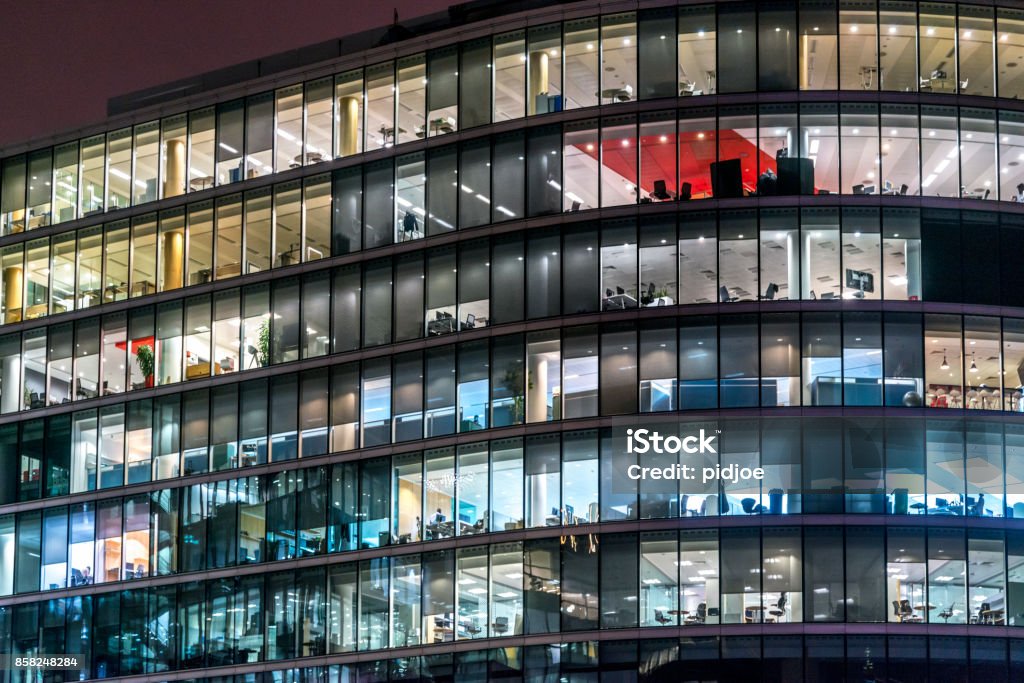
(759, 0, 798, 91)
(130, 214, 156, 298)
(494, 32, 526, 121)
(921, 105, 958, 197)
(215, 195, 242, 280)
(215, 100, 244, 185)
(527, 24, 562, 117)
(601, 14, 637, 103)
(919, 4, 956, 93)
(81, 136, 106, 215)
(960, 108, 996, 199)
(187, 107, 215, 192)
(187, 201, 213, 285)
(107, 128, 132, 210)
(455, 37, 491, 131)
(561, 19, 598, 110)
(303, 174, 331, 260)
(366, 62, 396, 151)
(335, 69, 364, 158)
(132, 121, 159, 205)
(840, 103, 879, 194)
(26, 149, 52, 228)
(304, 77, 333, 164)
(600, 116, 638, 208)
(881, 1, 918, 91)
(52, 142, 79, 223)
(397, 55, 426, 144)
(960, 5, 995, 97)
(427, 47, 459, 135)
(275, 86, 304, 173)
(244, 188, 271, 273)
(274, 182, 301, 267)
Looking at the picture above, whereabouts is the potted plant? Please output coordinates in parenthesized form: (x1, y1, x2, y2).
(256, 319, 271, 367)
(502, 361, 534, 425)
(136, 344, 155, 388)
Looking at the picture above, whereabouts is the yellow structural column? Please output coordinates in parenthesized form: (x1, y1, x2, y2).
(162, 230, 184, 291)
(338, 96, 360, 157)
(164, 138, 186, 198)
(3, 265, 22, 323)
(528, 51, 549, 116)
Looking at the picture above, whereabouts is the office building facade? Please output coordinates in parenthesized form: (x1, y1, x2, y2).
(6, 0, 1024, 679)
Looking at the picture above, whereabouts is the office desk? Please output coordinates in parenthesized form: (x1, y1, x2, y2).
(603, 293, 638, 310)
(981, 608, 1005, 625)
(744, 605, 765, 623)
(190, 176, 215, 192)
(130, 280, 155, 297)
(428, 318, 457, 336)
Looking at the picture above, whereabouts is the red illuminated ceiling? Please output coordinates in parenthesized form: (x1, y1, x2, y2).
(580, 132, 778, 198)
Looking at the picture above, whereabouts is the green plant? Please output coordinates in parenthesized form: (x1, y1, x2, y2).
(136, 344, 155, 380)
(502, 361, 534, 424)
(256, 319, 271, 367)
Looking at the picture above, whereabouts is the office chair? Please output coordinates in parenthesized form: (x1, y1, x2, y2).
(938, 604, 955, 623)
(853, 184, 865, 195)
(647, 282, 655, 301)
(679, 182, 692, 201)
(769, 593, 787, 623)
(570, 200, 582, 212)
(762, 283, 779, 300)
(979, 602, 992, 624)
(984, 188, 991, 200)
(899, 184, 909, 196)
(616, 286, 625, 295)
(402, 211, 418, 239)
(655, 609, 672, 625)
(719, 286, 734, 303)
(491, 616, 509, 634)
(465, 313, 476, 328)
(741, 498, 765, 514)
(606, 288, 614, 297)
(651, 179, 673, 201)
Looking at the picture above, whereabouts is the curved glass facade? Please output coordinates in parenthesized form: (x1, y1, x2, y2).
(8, 1, 1024, 681)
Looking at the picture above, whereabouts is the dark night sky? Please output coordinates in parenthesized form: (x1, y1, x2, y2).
(0, 0, 452, 149)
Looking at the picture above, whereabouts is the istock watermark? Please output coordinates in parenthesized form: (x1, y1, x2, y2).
(624, 427, 763, 484)
(608, 417, 764, 495)
(626, 427, 718, 454)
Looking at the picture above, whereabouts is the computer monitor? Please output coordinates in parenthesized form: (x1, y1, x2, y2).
(845, 268, 875, 293)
